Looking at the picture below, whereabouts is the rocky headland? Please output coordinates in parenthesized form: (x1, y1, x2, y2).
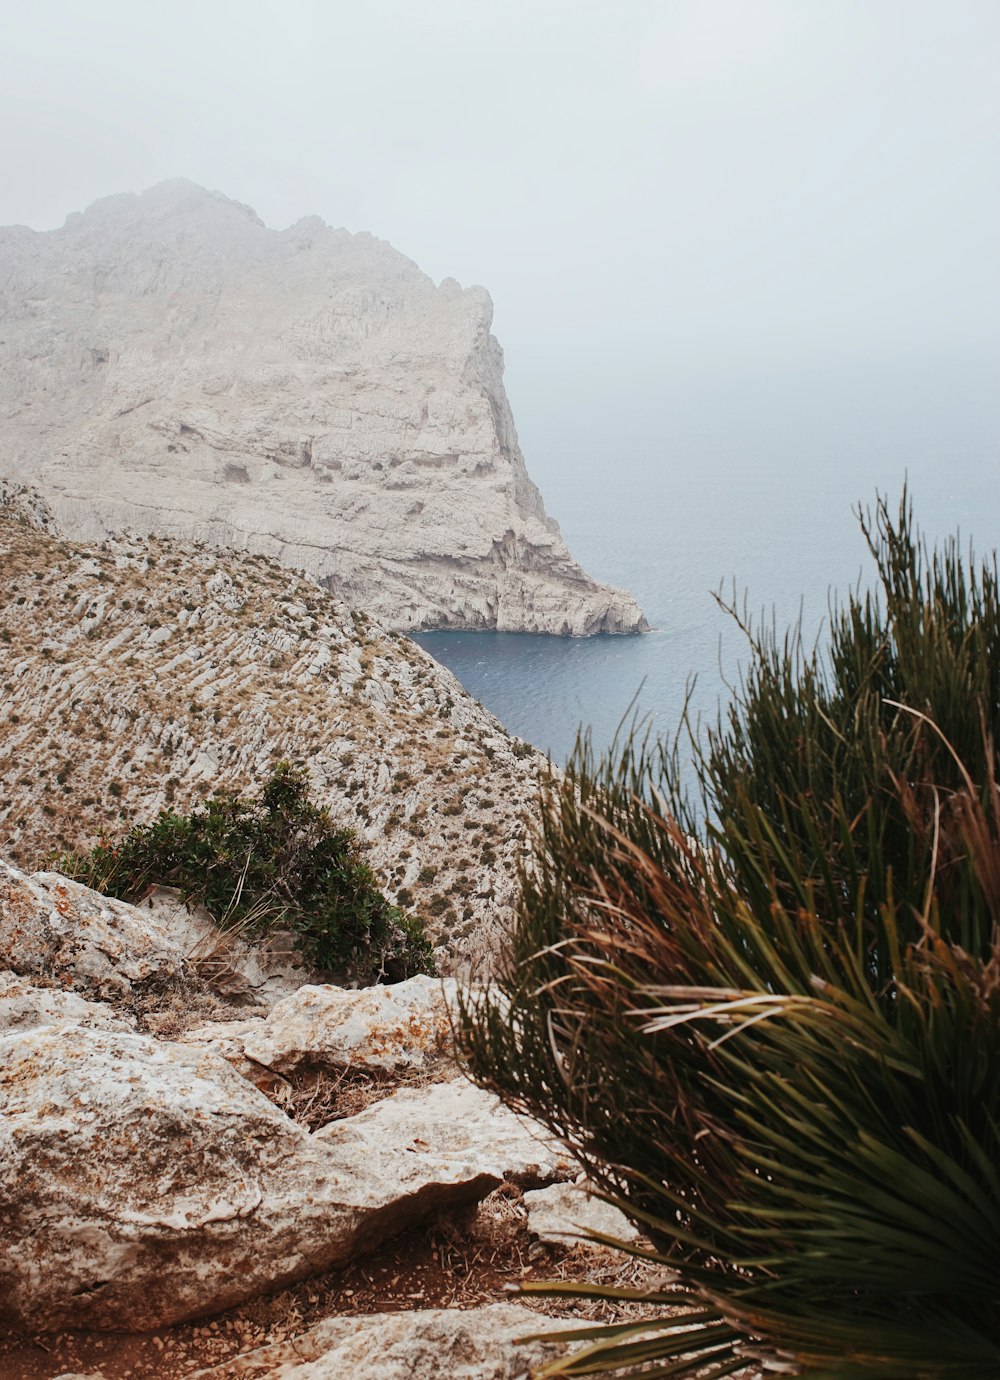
(0, 179, 646, 636)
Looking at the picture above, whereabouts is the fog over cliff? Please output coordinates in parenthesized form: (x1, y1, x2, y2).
(2, 0, 996, 530)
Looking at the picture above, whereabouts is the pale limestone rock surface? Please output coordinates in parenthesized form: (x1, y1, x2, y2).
(0, 1023, 337, 1331)
(179, 1017, 271, 1065)
(0, 971, 135, 1032)
(314, 1077, 576, 1187)
(0, 859, 188, 1000)
(0, 180, 646, 636)
(523, 1179, 641, 1248)
(0, 1026, 572, 1332)
(175, 1016, 288, 1100)
(239, 975, 457, 1074)
(0, 477, 60, 534)
(192, 1303, 577, 1379)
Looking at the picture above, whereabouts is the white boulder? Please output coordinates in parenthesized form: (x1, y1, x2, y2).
(0, 1028, 572, 1332)
(0, 860, 188, 1000)
(140, 887, 312, 1008)
(523, 1179, 641, 1249)
(192, 1303, 577, 1379)
(0, 971, 135, 1033)
(239, 975, 457, 1074)
(315, 1077, 576, 1188)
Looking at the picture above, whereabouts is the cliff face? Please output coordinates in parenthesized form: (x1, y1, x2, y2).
(0, 489, 552, 974)
(0, 180, 646, 635)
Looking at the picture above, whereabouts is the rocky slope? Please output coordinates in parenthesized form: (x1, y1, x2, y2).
(0, 862, 669, 1380)
(0, 488, 551, 973)
(0, 179, 646, 635)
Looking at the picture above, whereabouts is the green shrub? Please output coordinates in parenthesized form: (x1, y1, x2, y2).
(457, 492, 1000, 1378)
(57, 763, 434, 985)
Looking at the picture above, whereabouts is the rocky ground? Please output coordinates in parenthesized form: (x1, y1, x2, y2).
(0, 488, 552, 974)
(0, 859, 676, 1380)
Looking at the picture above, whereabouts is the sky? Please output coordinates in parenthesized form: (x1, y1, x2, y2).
(2, 0, 998, 492)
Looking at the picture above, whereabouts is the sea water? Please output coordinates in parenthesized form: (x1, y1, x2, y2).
(416, 449, 1000, 772)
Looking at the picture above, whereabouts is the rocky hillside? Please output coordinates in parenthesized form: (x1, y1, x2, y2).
(0, 488, 551, 973)
(0, 179, 646, 636)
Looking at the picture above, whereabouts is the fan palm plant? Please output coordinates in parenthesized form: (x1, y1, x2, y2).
(456, 491, 1000, 1378)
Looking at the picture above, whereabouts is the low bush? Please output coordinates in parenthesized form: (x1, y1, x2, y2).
(58, 763, 434, 985)
(457, 492, 1000, 1378)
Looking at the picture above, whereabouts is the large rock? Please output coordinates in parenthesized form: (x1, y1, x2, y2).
(193, 1303, 578, 1379)
(314, 1078, 576, 1188)
(238, 975, 457, 1074)
(0, 859, 188, 1000)
(0, 180, 646, 637)
(0, 1028, 572, 1332)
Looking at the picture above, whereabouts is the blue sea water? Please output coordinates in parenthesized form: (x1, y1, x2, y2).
(416, 449, 1000, 771)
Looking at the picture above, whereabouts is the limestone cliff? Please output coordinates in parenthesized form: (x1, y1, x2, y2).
(0, 180, 646, 635)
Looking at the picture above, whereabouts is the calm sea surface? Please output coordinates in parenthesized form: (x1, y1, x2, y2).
(417, 450, 1000, 771)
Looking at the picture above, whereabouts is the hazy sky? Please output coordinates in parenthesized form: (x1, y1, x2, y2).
(2, 0, 998, 486)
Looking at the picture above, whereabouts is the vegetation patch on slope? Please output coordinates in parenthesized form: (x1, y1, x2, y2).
(58, 763, 434, 986)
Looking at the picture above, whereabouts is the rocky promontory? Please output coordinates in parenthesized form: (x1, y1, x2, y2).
(0, 179, 646, 636)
